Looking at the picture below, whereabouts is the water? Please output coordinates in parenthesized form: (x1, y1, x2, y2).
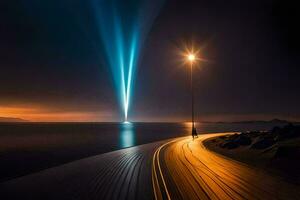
(0, 122, 285, 182)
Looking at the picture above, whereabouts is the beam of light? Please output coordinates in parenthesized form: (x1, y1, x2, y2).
(91, 0, 165, 122)
(125, 33, 137, 121)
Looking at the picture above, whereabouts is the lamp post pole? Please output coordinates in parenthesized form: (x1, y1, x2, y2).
(190, 61, 195, 135)
(186, 52, 197, 138)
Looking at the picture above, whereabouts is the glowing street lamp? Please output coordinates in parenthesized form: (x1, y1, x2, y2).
(188, 54, 195, 62)
(186, 52, 198, 139)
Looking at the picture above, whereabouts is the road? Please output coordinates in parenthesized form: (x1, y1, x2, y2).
(1, 140, 166, 200)
(2, 133, 299, 200)
(152, 133, 300, 200)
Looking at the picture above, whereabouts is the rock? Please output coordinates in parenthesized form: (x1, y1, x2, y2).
(234, 134, 252, 146)
(251, 137, 275, 149)
(247, 131, 262, 138)
(222, 141, 239, 149)
(272, 124, 300, 141)
(219, 135, 227, 140)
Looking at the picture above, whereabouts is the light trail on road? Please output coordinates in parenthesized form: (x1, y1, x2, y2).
(152, 133, 300, 200)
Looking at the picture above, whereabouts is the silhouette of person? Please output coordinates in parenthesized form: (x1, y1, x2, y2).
(192, 127, 198, 139)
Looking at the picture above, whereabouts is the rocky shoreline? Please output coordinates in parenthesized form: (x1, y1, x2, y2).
(204, 124, 300, 184)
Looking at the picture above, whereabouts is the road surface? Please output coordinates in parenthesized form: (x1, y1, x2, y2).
(1, 140, 166, 200)
(152, 133, 300, 200)
(2, 133, 299, 200)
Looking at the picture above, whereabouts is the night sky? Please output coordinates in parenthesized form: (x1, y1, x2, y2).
(0, 0, 299, 122)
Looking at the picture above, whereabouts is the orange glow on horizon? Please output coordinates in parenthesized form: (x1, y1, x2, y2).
(2, 106, 299, 122)
(0, 106, 110, 122)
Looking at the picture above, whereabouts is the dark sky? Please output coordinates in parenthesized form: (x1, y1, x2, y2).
(0, 0, 299, 122)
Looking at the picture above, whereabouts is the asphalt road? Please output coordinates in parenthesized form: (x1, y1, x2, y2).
(152, 133, 300, 200)
(1, 140, 166, 200)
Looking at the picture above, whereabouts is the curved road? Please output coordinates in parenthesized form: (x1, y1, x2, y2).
(1, 133, 299, 200)
(152, 133, 300, 200)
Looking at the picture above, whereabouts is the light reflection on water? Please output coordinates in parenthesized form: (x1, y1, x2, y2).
(119, 122, 135, 148)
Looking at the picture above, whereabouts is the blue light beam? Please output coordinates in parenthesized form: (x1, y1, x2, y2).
(91, 0, 165, 121)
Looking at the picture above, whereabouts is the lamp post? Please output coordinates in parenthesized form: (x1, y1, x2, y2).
(187, 53, 197, 138)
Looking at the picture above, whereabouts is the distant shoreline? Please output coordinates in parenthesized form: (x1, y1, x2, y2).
(203, 118, 299, 124)
(0, 117, 28, 122)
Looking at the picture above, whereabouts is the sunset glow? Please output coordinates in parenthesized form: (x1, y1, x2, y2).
(0, 106, 111, 122)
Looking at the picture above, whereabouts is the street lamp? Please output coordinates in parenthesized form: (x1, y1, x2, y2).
(188, 54, 195, 62)
(186, 52, 198, 139)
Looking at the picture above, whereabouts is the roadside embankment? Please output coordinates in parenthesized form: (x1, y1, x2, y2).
(204, 124, 300, 184)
